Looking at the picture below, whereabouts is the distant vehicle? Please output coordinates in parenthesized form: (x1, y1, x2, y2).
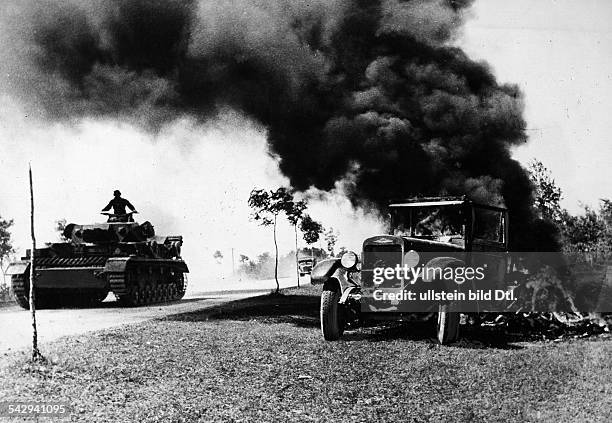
(312, 196, 515, 344)
(7, 212, 188, 309)
(298, 257, 315, 276)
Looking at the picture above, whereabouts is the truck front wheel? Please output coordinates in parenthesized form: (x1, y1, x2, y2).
(320, 287, 344, 341)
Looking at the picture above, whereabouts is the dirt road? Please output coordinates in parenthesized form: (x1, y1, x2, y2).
(0, 291, 259, 355)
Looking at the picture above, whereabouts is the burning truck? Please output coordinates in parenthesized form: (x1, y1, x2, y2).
(312, 196, 520, 344)
(7, 215, 188, 308)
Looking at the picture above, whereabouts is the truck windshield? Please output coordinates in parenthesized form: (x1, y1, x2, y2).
(390, 206, 465, 239)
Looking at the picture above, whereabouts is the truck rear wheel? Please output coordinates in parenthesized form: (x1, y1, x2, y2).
(436, 303, 460, 344)
(320, 287, 343, 341)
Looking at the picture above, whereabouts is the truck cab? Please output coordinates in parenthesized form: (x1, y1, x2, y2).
(312, 196, 511, 344)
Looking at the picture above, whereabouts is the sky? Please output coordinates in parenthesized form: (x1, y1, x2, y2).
(0, 0, 611, 285)
(0, 105, 383, 280)
(460, 0, 612, 213)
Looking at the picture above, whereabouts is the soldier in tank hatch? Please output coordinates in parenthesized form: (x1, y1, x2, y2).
(102, 190, 137, 222)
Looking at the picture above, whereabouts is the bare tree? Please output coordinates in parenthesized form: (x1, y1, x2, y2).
(248, 188, 293, 293)
(29, 164, 44, 361)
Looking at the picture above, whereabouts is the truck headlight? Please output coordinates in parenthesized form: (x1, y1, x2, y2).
(340, 251, 359, 270)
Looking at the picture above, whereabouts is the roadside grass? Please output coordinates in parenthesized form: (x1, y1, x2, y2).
(0, 285, 610, 422)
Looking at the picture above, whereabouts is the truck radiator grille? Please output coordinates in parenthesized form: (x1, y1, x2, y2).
(362, 244, 403, 268)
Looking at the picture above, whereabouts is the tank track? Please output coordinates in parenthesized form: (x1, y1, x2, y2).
(11, 258, 110, 309)
(11, 274, 30, 309)
(108, 262, 187, 307)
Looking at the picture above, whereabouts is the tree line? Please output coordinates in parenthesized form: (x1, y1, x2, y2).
(529, 159, 612, 256)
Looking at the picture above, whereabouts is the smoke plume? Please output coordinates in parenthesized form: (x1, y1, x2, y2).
(0, 0, 548, 250)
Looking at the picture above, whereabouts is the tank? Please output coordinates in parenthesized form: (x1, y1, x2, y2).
(7, 219, 188, 308)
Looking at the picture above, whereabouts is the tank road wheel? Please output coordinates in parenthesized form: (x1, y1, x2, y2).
(131, 288, 139, 306)
(138, 286, 146, 306)
(129, 285, 143, 306)
(113, 270, 149, 307)
(320, 285, 344, 341)
(174, 273, 186, 300)
(168, 285, 176, 300)
(436, 302, 460, 345)
(138, 285, 145, 304)
(11, 274, 30, 310)
(143, 285, 150, 305)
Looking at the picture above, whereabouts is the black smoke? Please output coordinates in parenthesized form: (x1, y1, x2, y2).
(0, 0, 551, 250)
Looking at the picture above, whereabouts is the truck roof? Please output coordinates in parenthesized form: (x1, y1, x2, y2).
(388, 196, 507, 212)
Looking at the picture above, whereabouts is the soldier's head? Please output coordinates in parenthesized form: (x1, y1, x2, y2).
(113, 190, 121, 198)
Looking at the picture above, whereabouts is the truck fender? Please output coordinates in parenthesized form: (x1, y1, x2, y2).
(321, 271, 356, 295)
(6, 261, 29, 276)
(311, 259, 341, 285)
(339, 285, 360, 304)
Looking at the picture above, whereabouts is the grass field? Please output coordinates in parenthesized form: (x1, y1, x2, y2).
(1, 285, 610, 422)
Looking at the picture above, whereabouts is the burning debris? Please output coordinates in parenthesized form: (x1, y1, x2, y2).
(0, 0, 548, 250)
(478, 312, 611, 343)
